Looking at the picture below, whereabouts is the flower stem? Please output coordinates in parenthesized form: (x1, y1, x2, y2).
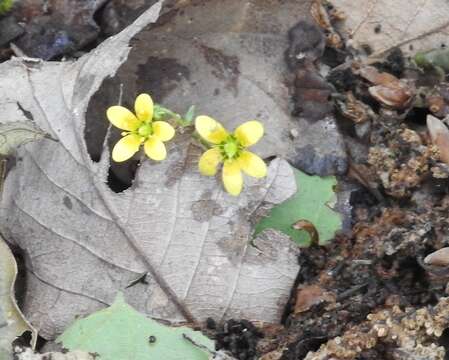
(192, 132, 212, 151)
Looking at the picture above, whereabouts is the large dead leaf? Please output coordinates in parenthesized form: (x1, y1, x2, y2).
(0, 1, 302, 339)
(0, 236, 36, 358)
(333, 0, 449, 56)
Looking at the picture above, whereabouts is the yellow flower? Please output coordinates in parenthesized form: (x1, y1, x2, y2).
(195, 116, 267, 196)
(106, 93, 175, 162)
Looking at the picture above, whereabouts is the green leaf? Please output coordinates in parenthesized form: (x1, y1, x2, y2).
(184, 105, 196, 124)
(0, 121, 50, 156)
(415, 48, 449, 73)
(0, 0, 13, 15)
(58, 293, 214, 360)
(254, 169, 342, 246)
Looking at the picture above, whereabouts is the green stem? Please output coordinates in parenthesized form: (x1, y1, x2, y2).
(192, 132, 212, 151)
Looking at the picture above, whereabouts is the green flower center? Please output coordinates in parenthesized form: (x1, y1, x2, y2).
(221, 136, 242, 160)
(137, 123, 153, 137)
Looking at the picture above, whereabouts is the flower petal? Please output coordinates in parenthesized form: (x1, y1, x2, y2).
(238, 151, 267, 178)
(234, 121, 264, 147)
(112, 134, 142, 162)
(222, 160, 243, 196)
(195, 115, 229, 144)
(135, 93, 154, 123)
(144, 137, 167, 161)
(107, 106, 140, 131)
(199, 148, 223, 176)
(153, 121, 175, 142)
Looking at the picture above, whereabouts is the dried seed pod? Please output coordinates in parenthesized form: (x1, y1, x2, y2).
(357, 66, 398, 85)
(369, 83, 414, 109)
(427, 115, 449, 165)
(427, 95, 445, 116)
(357, 66, 414, 109)
(337, 92, 371, 123)
(424, 247, 449, 267)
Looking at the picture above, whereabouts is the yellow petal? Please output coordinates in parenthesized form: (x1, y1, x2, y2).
(234, 121, 264, 147)
(134, 93, 154, 123)
(153, 121, 175, 142)
(222, 160, 243, 196)
(199, 148, 223, 176)
(144, 137, 167, 161)
(107, 106, 140, 131)
(195, 115, 229, 144)
(238, 151, 267, 178)
(112, 134, 142, 162)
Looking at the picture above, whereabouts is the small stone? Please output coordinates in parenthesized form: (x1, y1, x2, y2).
(289, 116, 348, 176)
(374, 325, 388, 337)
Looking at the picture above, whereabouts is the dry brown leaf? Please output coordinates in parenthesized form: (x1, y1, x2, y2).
(332, 0, 449, 56)
(294, 285, 335, 314)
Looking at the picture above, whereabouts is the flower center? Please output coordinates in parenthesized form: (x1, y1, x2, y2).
(222, 137, 241, 160)
(137, 123, 153, 137)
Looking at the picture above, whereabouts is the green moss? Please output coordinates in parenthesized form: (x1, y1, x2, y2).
(0, 0, 13, 15)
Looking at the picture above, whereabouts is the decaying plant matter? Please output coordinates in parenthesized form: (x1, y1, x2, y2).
(304, 297, 449, 360)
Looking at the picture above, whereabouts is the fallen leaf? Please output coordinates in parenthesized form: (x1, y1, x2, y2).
(0, 0, 302, 339)
(427, 114, 449, 165)
(254, 168, 342, 245)
(0, 236, 36, 358)
(58, 293, 213, 360)
(332, 0, 449, 56)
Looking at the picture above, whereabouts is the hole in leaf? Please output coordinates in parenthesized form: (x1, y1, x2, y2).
(84, 76, 123, 162)
(85, 75, 141, 191)
(106, 117, 141, 193)
(107, 159, 140, 193)
(11, 246, 27, 310)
